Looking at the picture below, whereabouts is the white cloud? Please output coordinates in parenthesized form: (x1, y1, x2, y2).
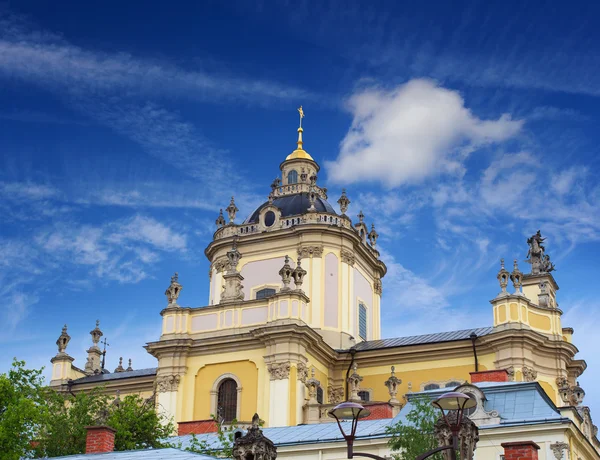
(326, 79, 523, 187)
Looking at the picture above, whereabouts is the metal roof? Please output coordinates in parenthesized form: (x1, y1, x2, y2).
(406, 381, 562, 426)
(243, 193, 337, 224)
(176, 416, 396, 450)
(44, 447, 217, 460)
(174, 381, 563, 452)
(70, 367, 157, 385)
(353, 327, 495, 351)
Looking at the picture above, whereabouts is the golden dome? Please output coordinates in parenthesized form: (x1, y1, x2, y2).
(286, 149, 314, 161)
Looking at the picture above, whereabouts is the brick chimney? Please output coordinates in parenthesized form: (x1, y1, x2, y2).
(85, 426, 116, 454)
(501, 441, 540, 460)
(470, 369, 509, 383)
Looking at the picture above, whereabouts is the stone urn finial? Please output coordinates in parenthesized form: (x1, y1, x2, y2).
(279, 255, 293, 291)
(56, 324, 71, 354)
(291, 257, 307, 290)
(165, 272, 183, 306)
(215, 209, 226, 228)
(226, 196, 239, 224)
(337, 189, 350, 215)
(384, 365, 402, 403)
(510, 259, 523, 294)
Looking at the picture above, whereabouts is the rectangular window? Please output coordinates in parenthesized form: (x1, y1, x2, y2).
(359, 303, 367, 340)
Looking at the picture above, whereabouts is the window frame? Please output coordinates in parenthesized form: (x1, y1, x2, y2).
(287, 169, 298, 184)
(358, 302, 368, 340)
(210, 373, 242, 422)
(255, 287, 276, 300)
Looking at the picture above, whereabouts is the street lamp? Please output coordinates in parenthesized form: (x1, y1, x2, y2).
(328, 392, 476, 460)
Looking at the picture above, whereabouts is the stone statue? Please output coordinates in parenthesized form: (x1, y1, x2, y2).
(526, 230, 555, 274)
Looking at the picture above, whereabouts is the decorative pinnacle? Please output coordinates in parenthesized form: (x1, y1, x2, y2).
(358, 210, 364, 223)
(500, 258, 505, 270)
(296, 106, 305, 149)
(225, 196, 239, 224)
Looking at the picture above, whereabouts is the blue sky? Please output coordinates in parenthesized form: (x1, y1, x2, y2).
(2, 0, 600, 417)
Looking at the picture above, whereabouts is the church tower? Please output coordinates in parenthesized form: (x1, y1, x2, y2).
(147, 108, 386, 428)
(204, 107, 386, 349)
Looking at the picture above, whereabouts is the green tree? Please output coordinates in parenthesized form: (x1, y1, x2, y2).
(34, 390, 174, 457)
(0, 359, 46, 460)
(106, 394, 174, 451)
(386, 397, 444, 460)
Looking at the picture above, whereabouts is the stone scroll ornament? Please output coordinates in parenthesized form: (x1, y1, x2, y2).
(156, 374, 181, 393)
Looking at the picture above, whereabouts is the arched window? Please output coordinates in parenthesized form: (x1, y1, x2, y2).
(445, 381, 461, 388)
(256, 288, 276, 300)
(424, 383, 440, 390)
(358, 390, 370, 402)
(217, 378, 238, 422)
(463, 392, 477, 416)
(316, 386, 324, 404)
(287, 170, 298, 184)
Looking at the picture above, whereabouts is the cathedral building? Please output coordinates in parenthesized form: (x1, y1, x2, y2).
(49, 113, 599, 459)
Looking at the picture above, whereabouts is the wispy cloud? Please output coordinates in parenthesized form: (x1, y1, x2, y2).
(0, 12, 315, 106)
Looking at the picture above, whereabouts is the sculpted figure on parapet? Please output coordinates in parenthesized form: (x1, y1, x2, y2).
(526, 230, 555, 274)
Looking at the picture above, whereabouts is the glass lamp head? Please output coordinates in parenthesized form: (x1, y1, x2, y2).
(328, 401, 371, 421)
(433, 392, 476, 411)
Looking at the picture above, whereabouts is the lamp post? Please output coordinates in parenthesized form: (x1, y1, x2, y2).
(328, 392, 476, 460)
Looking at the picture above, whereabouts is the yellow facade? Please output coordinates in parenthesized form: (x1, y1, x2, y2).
(48, 118, 598, 457)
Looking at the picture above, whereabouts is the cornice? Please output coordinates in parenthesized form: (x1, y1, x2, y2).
(147, 321, 338, 364)
(205, 224, 386, 277)
(489, 293, 563, 315)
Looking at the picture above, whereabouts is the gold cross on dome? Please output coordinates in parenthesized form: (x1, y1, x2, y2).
(298, 105, 305, 127)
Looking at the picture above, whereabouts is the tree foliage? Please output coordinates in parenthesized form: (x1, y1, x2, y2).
(0, 360, 46, 460)
(0, 360, 174, 459)
(386, 397, 444, 460)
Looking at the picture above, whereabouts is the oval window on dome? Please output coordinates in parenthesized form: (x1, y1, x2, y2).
(264, 211, 276, 227)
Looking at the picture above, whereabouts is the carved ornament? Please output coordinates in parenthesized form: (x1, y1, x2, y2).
(434, 411, 479, 460)
(550, 442, 569, 460)
(522, 366, 537, 382)
(267, 362, 291, 380)
(374, 279, 383, 295)
(213, 257, 228, 274)
(296, 362, 309, 383)
(156, 374, 181, 393)
(297, 245, 323, 258)
(341, 248, 355, 266)
(328, 386, 344, 404)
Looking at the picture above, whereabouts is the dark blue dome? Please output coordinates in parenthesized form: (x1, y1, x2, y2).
(244, 193, 337, 224)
